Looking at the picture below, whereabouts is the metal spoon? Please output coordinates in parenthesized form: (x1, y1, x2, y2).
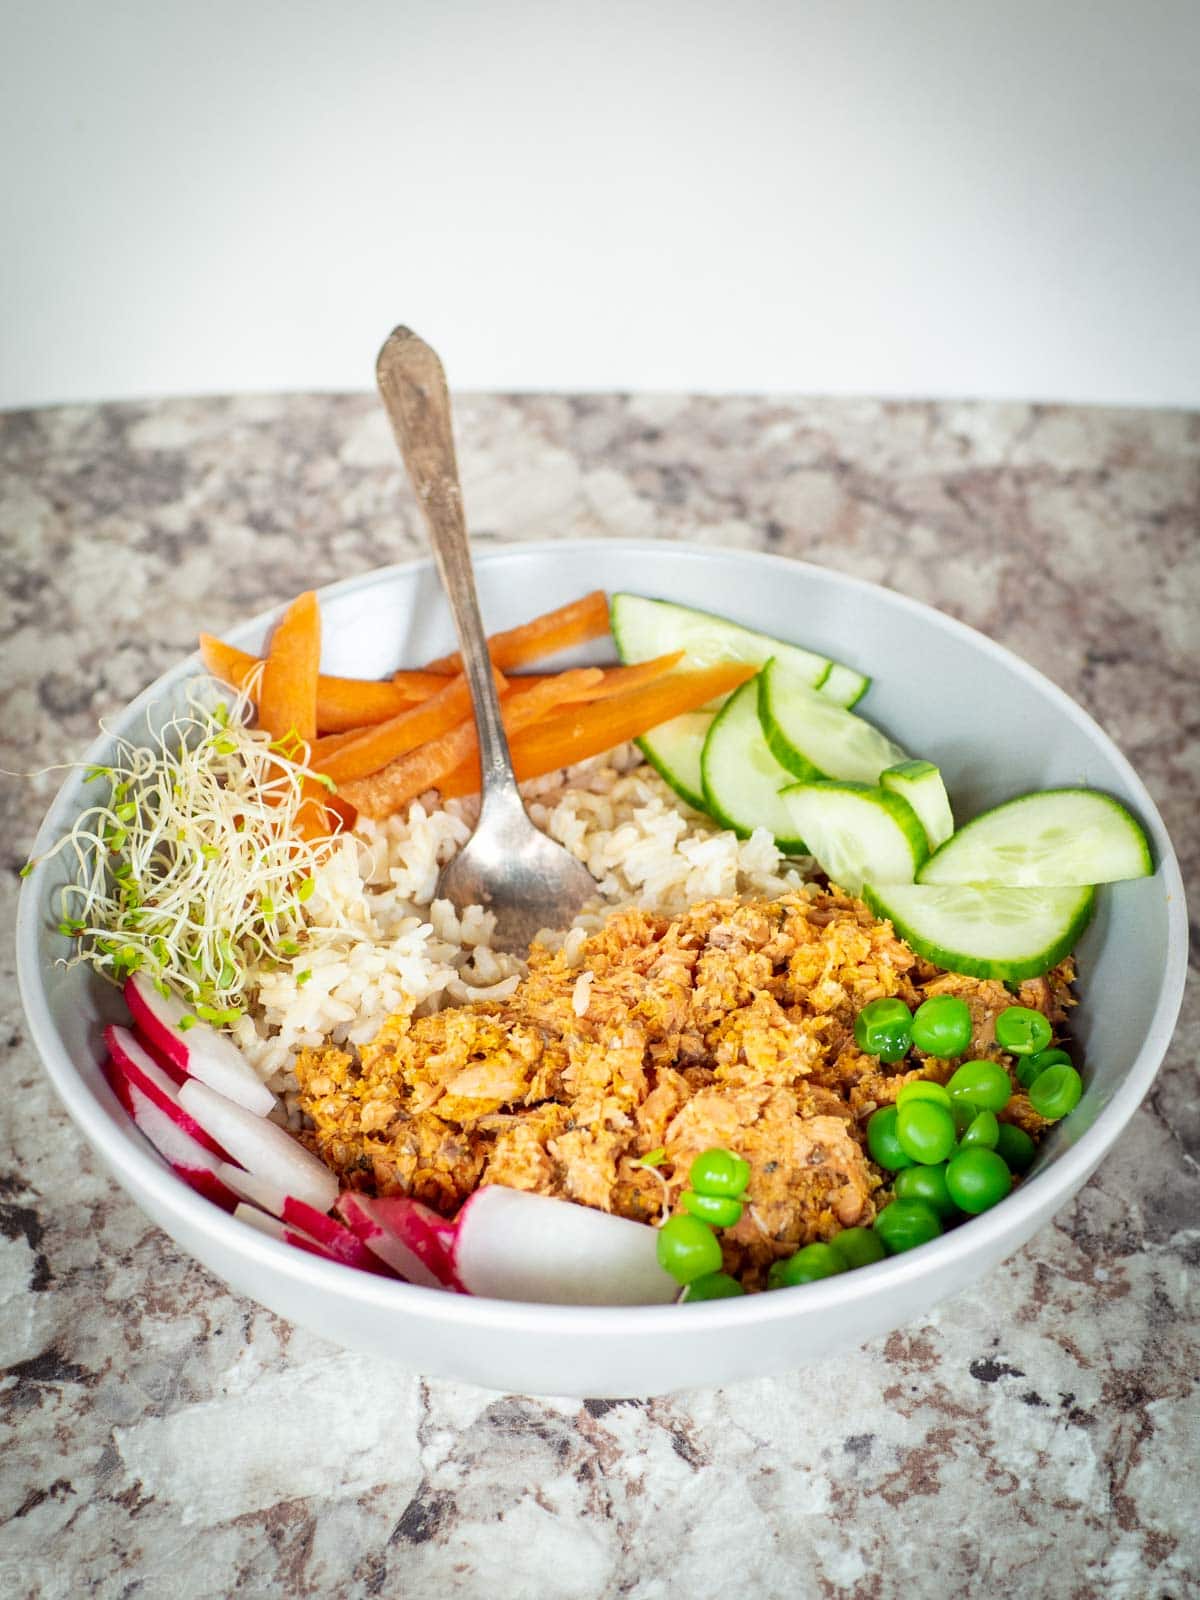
(375, 326, 598, 951)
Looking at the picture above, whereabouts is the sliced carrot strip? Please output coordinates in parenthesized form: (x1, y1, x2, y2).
(257, 593, 325, 839)
(339, 668, 604, 820)
(437, 662, 756, 799)
(313, 674, 477, 785)
(390, 670, 461, 700)
(423, 590, 610, 674)
(312, 727, 368, 763)
(308, 657, 664, 765)
(325, 794, 359, 834)
(199, 634, 261, 693)
(503, 652, 684, 703)
(199, 634, 441, 734)
(258, 593, 320, 745)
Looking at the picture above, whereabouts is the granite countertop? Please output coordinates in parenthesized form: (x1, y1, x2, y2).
(1, 395, 1196, 1598)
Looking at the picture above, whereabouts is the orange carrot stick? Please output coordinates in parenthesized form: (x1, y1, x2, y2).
(325, 794, 359, 834)
(258, 593, 320, 746)
(257, 592, 325, 839)
(338, 668, 604, 820)
(436, 662, 756, 799)
(199, 634, 443, 734)
(307, 658, 664, 766)
(423, 590, 610, 674)
(314, 673, 481, 785)
(502, 652, 684, 703)
(311, 727, 368, 763)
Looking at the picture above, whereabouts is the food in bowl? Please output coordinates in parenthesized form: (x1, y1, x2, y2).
(28, 584, 1154, 1305)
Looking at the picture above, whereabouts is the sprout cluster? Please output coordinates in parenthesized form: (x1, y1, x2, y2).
(32, 677, 339, 1021)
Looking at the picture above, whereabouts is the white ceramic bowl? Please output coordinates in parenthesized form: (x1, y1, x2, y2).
(17, 542, 1188, 1397)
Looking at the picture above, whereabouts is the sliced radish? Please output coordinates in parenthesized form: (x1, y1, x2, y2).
(102, 1057, 239, 1210)
(233, 1201, 340, 1262)
(102, 1052, 136, 1116)
(106, 1025, 229, 1159)
(334, 1193, 458, 1291)
(216, 1165, 395, 1276)
(125, 973, 275, 1116)
(177, 1079, 338, 1214)
(450, 1187, 678, 1305)
(135, 1030, 189, 1087)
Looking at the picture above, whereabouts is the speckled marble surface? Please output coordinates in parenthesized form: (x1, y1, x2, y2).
(1, 395, 1197, 1599)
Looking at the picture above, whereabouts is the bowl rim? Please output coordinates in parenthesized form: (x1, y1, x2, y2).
(16, 539, 1190, 1333)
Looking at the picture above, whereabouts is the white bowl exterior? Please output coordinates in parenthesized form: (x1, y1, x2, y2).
(17, 542, 1188, 1397)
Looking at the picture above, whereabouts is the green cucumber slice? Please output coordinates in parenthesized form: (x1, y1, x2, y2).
(881, 760, 954, 851)
(781, 780, 928, 894)
(635, 712, 713, 811)
(820, 661, 871, 709)
(918, 788, 1153, 887)
(700, 679, 808, 851)
(610, 593, 870, 706)
(760, 659, 906, 784)
(863, 882, 1096, 981)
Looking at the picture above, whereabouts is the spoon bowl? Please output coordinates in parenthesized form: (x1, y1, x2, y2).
(436, 784, 598, 950)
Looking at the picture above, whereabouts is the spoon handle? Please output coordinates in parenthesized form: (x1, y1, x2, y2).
(375, 326, 519, 805)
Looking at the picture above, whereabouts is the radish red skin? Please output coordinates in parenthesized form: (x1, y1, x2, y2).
(124, 975, 187, 1067)
(124, 974, 275, 1116)
(214, 1164, 396, 1276)
(103, 1057, 240, 1211)
(102, 1053, 135, 1115)
(183, 1169, 240, 1213)
(278, 1199, 395, 1275)
(233, 1202, 341, 1262)
(105, 1025, 230, 1160)
(284, 1230, 341, 1262)
(136, 1030, 189, 1086)
(177, 1079, 338, 1213)
(334, 1193, 461, 1290)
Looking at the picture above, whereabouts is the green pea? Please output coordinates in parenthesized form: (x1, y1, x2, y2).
(1028, 1064, 1083, 1122)
(910, 994, 973, 1058)
(854, 997, 914, 1063)
(893, 1162, 959, 1219)
(995, 1123, 1036, 1173)
(946, 1059, 1012, 1113)
(896, 1101, 957, 1166)
(866, 1106, 915, 1172)
(681, 1190, 744, 1229)
(945, 1149, 1012, 1214)
(951, 1100, 976, 1137)
(995, 1006, 1053, 1057)
(684, 1270, 744, 1301)
(1016, 1048, 1072, 1090)
(656, 1214, 723, 1284)
(896, 1079, 953, 1111)
(959, 1110, 1000, 1150)
(689, 1148, 751, 1199)
(873, 1199, 943, 1254)
(768, 1242, 847, 1288)
(828, 1226, 887, 1269)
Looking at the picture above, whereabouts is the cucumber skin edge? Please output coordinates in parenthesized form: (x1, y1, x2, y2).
(700, 782, 810, 856)
(634, 733, 709, 815)
(861, 884, 1097, 982)
(917, 787, 1155, 885)
(757, 669, 826, 782)
(611, 592, 858, 699)
(700, 685, 810, 852)
(831, 673, 872, 710)
(883, 759, 939, 782)
(780, 778, 930, 876)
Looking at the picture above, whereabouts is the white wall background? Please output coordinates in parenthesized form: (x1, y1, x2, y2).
(3, 0, 1198, 410)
